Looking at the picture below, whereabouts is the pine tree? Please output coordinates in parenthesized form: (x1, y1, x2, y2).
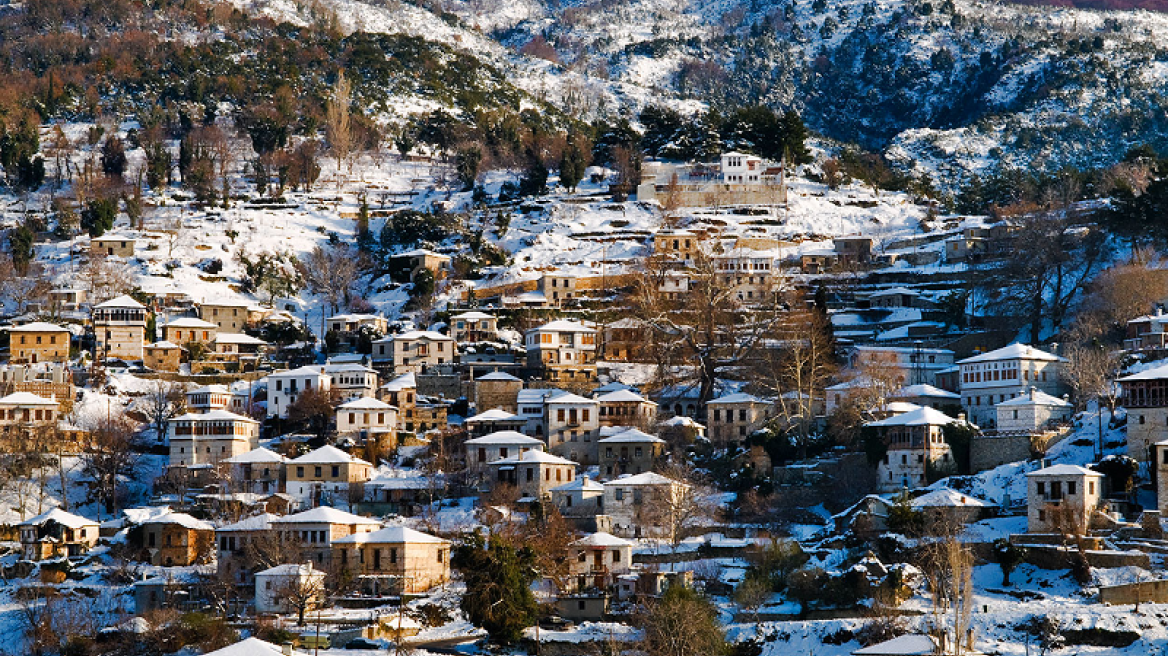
(559, 139, 588, 192)
(453, 533, 538, 644)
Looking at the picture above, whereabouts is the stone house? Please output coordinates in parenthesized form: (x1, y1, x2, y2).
(525, 320, 597, 383)
(19, 508, 99, 560)
(597, 389, 657, 429)
(336, 397, 398, 437)
(868, 406, 960, 492)
(0, 392, 59, 427)
(372, 331, 455, 375)
(464, 408, 526, 437)
(162, 317, 218, 345)
(91, 234, 135, 258)
(1027, 464, 1104, 533)
(707, 393, 771, 444)
(551, 475, 605, 519)
(143, 341, 183, 371)
(958, 343, 1066, 428)
(215, 513, 279, 585)
(224, 447, 286, 495)
(8, 322, 71, 363)
(995, 388, 1073, 433)
(285, 445, 374, 509)
(487, 450, 578, 499)
(597, 428, 666, 479)
(545, 392, 601, 465)
(464, 431, 545, 475)
(569, 532, 634, 592)
(93, 295, 147, 361)
(167, 410, 260, 468)
(271, 506, 382, 568)
(255, 563, 326, 614)
(333, 526, 451, 595)
(450, 311, 498, 343)
(132, 512, 215, 566)
(1119, 362, 1168, 462)
(472, 372, 522, 414)
(198, 299, 254, 332)
(602, 472, 692, 539)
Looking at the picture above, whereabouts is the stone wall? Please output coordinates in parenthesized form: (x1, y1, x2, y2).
(970, 435, 1034, 472)
(1098, 578, 1168, 605)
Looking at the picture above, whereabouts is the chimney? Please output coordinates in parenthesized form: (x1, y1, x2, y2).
(282, 643, 294, 656)
(1030, 386, 1037, 399)
(957, 413, 966, 422)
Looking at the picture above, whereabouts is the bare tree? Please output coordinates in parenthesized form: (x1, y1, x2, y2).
(270, 565, 327, 625)
(326, 70, 354, 185)
(79, 413, 141, 518)
(300, 243, 362, 314)
(756, 308, 837, 449)
(142, 380, 188, 443)
(80, 255, 134, 305)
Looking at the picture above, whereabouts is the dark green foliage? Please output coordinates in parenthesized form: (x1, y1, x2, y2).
(144, 141, 171, 189)
(592, 116, 642, 167)
(81, 197, 118, 237)
(640, 105, 686, 158)
(380, 210, 453, 249)
(455, 145, 482, 191)
(559, 139, 588, 192)
(8, 222, 36, 274)
(992, 538, 1026, 586)
(1091, 455, 1138, 497)
(0, 111, 41, 190)
(941, 421, 977, 475)
(886, 490, 925, 535)
(518, 149, 548, 197)
(101, 135, 128, 179)
(452, 532, 538, 644)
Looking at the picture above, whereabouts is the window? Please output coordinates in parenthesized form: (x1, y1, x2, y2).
(1036, 481, 1045, 495)
(314, 466, 322, 478)
(332, 466, 340, 477)
(1067, 482, 1077, 495)
(297, 466, 305, 477)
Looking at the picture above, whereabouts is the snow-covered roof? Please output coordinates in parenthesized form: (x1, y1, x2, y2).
(141, 512, 214, 531)
(517, 388, 561, 404)
(8, 321, 69, 332)
(957, 343, 1064, 364)
(607, 472, 683, 487)
(337, 397, 395, 410)
(708, 392, 765, 405)
(217, 513, 279, 532)
(490, 450, 577, 466)
(1027, 464, 1102, 478)
(95, 295, 145, 309)
(324, 362, 377, 374)
(146, 340, 182, 349)
(910, 489, 990, 509)
(1119, 363, 1168, 382)
(0, 392, 58, 406)
(997, 389, 1071, 407)
(170, 409, 258, 424)
(868, 286, 921, 298)
(573, 531, 633, 548)
(852, 634, 937, 656)
(465, 431, 544, 446)
(203, 637, 298, 656)
(164, 317, 218, 329)
(530, 320, 596, 333)
(477, 371, 521, 382)
(661, 415, 704, 428)
(893, 384, 960, 400)
(288, 445, 371, 466)
(256, 563, 323, 577)
(328, 313, 385, 322)
(189, 384, 230, 395)
(272, 507, 381, 526)
(598, 428, 665, 444)
(552, 476, 604, 492)
(388, 330, 452, 342)
(873, 402, 924, 415)
(866, 406, 959, 427)
(545, 392, 595, 405)
(224, 447, 286, 464)
(452, 311, 494, 320)
(596, 389, 653, 404)
(466, 408, 521, 423)
(332, 525, 449, 545)
(268, 365, 328, 379)
(381, 373, 417, 391)
(20, 507, 97, 528)
(215, 333, 269, 345)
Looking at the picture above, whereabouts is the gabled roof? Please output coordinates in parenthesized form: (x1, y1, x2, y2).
(268, 365, 328, 378)
(214, 333, 269, 345)
(466, 408, 521, 423)
(465, 431, 544, 446)
(529, 320, 596, 334)
(0, 392, 58, 406)
(164, 317, 218, 329)
(892, 384, 960, 400)
(545, 392, 595, 405)
(141, 512, 214, 531)
(477, 371, 521, 382)
(598, 428, 665, 444)
(852, 634, 937, 656)
(910, 489, 990, 508)
(607, 472, 683, 487)
(708, 392, 765, 405)
(957, 343, 1064, 364)
(288, 445, 372, 466)
(332, 525, 450, 545)
(217, 513, 279, 532)
(256, 563, 324, 577)
(489, 450, 577, 466)
(866, 406, 959, 427)
(224, 447, 286, 464)
(381, 373, 417, 391)
(95, 295, 145, 309)
(1119, 363, 1168, 382)
(337, 397, 395, 410)
(272, 506, 381, 526)
(452, 311, 495, 320)
(997, 389, 1071, 407)
(1027, 464, 1102, 478)
(8, 321, 69, 332)
(146, 340, 182, 349)
(19, 507, 96, 528)
(387, 330, 452, 342)
(573, 531, 633, 548)
(170, 409, 258, 424)
(204, 637, 297, 656)
(552, 476, 604, 492)
(596, 389, 653, 404)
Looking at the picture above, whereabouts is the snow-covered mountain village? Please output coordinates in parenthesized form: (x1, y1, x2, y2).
(8, 0, 1168, 654)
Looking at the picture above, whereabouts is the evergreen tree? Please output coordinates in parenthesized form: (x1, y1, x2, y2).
(779, 110, 812, 164)
(81, 197, 118, 238)
(519, 148, 548, 197)
(101, 135, 128, 179)
(559, 138, 588, 192)
(455, 145, 482, 191)
(453, 533, 538, 644)
(8, 222, 35, 274)
(640, 105, 684, 158)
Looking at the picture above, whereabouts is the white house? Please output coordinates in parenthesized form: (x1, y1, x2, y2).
(525, 320, 597, 382)
(266, 366, 331, 419)
(602, 472, 692, 539)
(995, 387, 1073, 433)
(324, 362, 380, 403)
(254, 563, 326, 614)
(336, 397, 398, 436)
(569, 531, 634, 591)
(868, 406, 960, 492)
(168, 410, 260, 468)
(1026, 464, 1103, 533)
(285, 446, 374, 508)
(464, 431, 545, 473)
(450, 311, 498, 342)
(958, 343, 1065, 427)
(545, 392, 601, 465)
(720, 152, 763, 184)
(372, 331, 456, 374)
